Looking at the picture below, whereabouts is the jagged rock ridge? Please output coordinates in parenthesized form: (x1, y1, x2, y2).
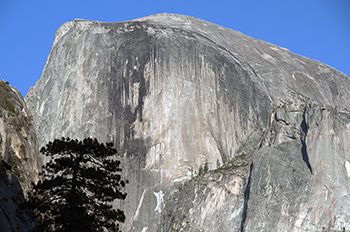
(25, 14, 350, 231)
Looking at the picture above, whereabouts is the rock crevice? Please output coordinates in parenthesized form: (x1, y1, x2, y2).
(300, 107, 313, 174)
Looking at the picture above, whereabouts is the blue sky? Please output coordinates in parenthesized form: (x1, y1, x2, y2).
(1, 0, 349, 96)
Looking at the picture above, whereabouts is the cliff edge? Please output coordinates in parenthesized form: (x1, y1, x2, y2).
(0, 80, 42, 232)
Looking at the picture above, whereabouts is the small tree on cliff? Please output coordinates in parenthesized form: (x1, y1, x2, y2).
(25, 137, 127, 232)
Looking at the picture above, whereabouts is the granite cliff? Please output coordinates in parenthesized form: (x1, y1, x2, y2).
(25, 14, 350, 231)
(0, 80, 42, 231)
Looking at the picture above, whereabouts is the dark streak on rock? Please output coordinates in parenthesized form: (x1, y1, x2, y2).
(301, 108, 313, 174)
(241, 162, 253, 232)
(106, 24, 152, 162)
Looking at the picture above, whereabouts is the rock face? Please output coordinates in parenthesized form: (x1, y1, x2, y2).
(25, 14, 350, 231)
(160, 129, 263, 232)
(0, 80, 42, 231)
(244, 102, 350, 231)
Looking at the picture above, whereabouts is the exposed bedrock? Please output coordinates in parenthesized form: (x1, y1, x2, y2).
(25, 14, 350, 231)
(0, 81, 42, 231)
(243, 103, 350, 231)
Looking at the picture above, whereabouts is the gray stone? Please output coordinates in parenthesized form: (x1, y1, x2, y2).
(0, 81, 42, 231)
(25, 14, 350, 231)
(160, 129, 263, 232)
(244, 103, 350, 231)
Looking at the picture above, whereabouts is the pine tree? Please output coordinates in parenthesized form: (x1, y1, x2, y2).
(216, 159, 220, 169)
(204, 159, 209, 174)
(198, 165, 203, 176)
(25, 137, 127, 232)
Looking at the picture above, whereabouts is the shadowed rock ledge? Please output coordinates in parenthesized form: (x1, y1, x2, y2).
(25, 14, 350, 231)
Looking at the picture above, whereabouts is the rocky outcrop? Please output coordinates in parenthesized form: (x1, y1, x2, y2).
(25, 14, 350, 231)
(164, 102, 350, 231)
(244, 102, 350, 231)
(0, 80, 42, 231)
(160, 129, 263, 232)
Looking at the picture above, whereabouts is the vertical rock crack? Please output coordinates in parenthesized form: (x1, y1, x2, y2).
(301, 108, 313, 174)
(240, 162, 253, 232)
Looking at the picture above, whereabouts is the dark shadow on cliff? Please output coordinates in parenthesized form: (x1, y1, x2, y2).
(240, 162, 253, 232)
(301, 109, 313, 174)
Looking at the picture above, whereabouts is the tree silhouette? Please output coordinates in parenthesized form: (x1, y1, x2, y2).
(25, 137, 127, 232)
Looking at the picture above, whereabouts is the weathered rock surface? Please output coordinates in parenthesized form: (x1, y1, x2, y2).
(243, 102, 350, 231)
(25, 14, 350, 231)
(160, 129, 263, 232)
(162, 102, 350, 232)
(0, 80, 42, 231)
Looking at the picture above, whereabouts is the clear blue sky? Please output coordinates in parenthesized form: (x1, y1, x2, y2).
(1, 0, 349, 96)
